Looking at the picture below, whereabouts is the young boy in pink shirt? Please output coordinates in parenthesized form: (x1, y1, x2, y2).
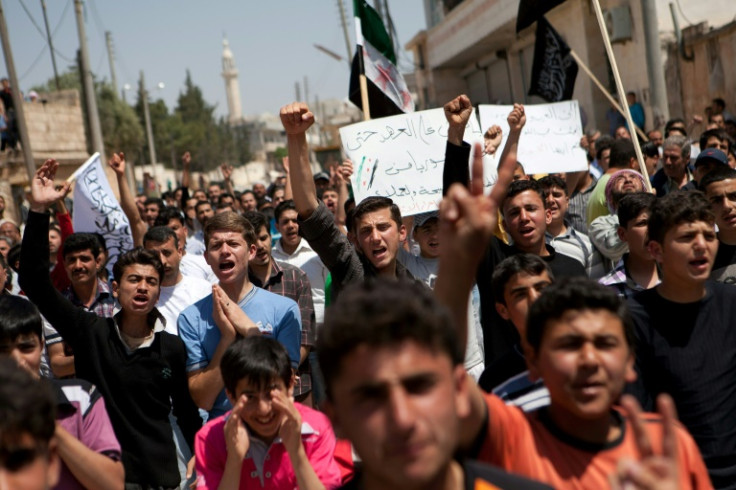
(195, 336, 341, 489)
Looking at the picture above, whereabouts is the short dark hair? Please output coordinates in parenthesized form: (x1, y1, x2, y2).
(62, 233, 100, 259)
(665, 117, 687, 138)
(218, 193, 234, 205)
(0, 359, 56, 452)
(352, 196, 402, 231)
(194, 200, 212, 213)
(609, 139, 636, 169)
(143, 226, 179, 249)
(526, 277, 635, 353)
(204, 211, 256, 248)
(700, 166, 736, 192)
(242, 211, 269, 237)
(501, 179, 546, 212)
(713, 98, 726, 110)
(112, 247, 164, 284)
(7, 244, 20, 271)
(154, 207, 185, 227)
(269, 185, 285, 199)
(538, 175, 568, 196)
(221, 336, 293, 397)
(274, 200, 297, 223)
(0, 295, 42, 342)
(699, 128, 729, 152)
(647, 191, 714, 244)
(617, 192, 656, 229)
(144, 197, 164, 211)
(318, 279, 461, 400)
(595, 135, 615, 161)
(492, 254, 554, 306)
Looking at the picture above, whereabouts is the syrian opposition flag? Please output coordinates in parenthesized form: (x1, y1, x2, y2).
(528, 17, 578, 102)
(348, 0, 414, 119)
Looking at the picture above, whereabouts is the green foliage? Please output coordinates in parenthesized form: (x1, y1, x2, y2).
(29, 67, 82, 93)
(98, 83, 145, 158)
(273, 147, 288, 159)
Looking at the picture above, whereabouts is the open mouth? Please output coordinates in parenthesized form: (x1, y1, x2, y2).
(219, 261, 235, 271)
(518, 226, 535, 237)
(689, 258, 709, 271)
(132, 294, 149, 306)
(372, 247, 387, 260)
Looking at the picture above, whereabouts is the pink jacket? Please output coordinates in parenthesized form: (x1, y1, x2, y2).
(195, 403, 342, 489)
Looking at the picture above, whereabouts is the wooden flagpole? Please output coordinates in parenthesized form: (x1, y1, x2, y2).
(354, 17, 371, 121)
(569, 50, 649, 143)
(590, 0, 652, 191)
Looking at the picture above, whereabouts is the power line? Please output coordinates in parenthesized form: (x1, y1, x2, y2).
(16, 0, 46, 38)
(18, 44, 48, 80)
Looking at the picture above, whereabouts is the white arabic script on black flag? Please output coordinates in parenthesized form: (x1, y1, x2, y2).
(528, 17, 578, 102)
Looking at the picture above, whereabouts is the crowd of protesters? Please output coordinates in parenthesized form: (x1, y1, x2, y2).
(1, 92, 736, 490)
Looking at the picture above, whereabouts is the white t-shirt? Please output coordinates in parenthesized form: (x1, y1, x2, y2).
(272, 238, 328, 325)
(157, 275, 212, 335)
(398, 249, 485, 373)
(180, 252, 218, 284)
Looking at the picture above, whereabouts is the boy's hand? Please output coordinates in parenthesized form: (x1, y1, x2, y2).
(507, 103, 526, 133)
(30, 159, 71, 212)
(224, 395, 251, 460)
(280, 103, 314, 135)
(182, 151, 191, 168)
(214, 285, 261, 338)
(271, 388, 303, 455)
(609, 394, 681, 490)
(212, 285, 237, 341)
(108, 152, 126, 177)
(484, 125, 503, 155)
(444, 94, 472, 146)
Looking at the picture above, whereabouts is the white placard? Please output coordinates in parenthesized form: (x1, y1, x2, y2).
(72, 154, 134, 274)
(478, 100, 587, 175)
(340, 108, 497, 217)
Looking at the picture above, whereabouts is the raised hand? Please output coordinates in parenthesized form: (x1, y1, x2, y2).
(507, 103, 526, 133)
(281, 156, 290, 175)
(224, 395, 251, 460)
(30, 159, 71, 212)
(271, 388, 303, 455)
(182, 151, 191, 167)
(340, 159, 354, 180)
(108, 152, 126, 177)
(220, 163, 233, 181)
(444, 94, 473, 128)
(484, 125, 503, 156)
(280, 103, 315, 135)
(609, 394, 681, 490)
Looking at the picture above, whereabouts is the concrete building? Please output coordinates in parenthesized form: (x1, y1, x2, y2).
(406, 0, 735, 134)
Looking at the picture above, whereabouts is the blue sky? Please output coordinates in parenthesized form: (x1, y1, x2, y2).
(1, 0, 425, 118)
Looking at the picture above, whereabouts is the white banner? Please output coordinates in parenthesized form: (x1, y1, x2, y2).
(340, 108, 497, 217)
(478, 100, 587, 175)
(72, 153, 133, 274)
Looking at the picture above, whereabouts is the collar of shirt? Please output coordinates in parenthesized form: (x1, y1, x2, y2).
(64, 278, 112, 308)
(245, 419, 317, 475)
(111, 307, 166, 351)
(249, 259, 284, 289)
(273, 236, 313, 258)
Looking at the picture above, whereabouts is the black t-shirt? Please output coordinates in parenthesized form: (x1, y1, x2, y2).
(627, 282, 736, 488)
(339, 460, 552, 490)
(479, 344, 527, 392)
(710, 239, 736, 285)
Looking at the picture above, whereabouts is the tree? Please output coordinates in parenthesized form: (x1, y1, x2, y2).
(98, 83, 144, 159)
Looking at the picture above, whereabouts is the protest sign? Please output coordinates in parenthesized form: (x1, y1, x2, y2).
(340, 108, 496, 217)
(478, 100, 587, 175)
(72, 153, 134, 274)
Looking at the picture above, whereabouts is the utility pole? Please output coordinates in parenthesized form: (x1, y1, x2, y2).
(641, 0, 669, 129)
(0, 0, 35, 184)
(139, 71, 158, 187)
(40, 0, 60, 90)
(295, 81, 301, 102)
(303, 77, 309, 110)
(382, 0, 396, 56)
(105, 31, 118, 95)
(74, 0, 104, 155)
(336, 0, 352, 64)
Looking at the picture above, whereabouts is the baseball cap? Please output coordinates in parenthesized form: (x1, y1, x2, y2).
(414, 211, 439, 229)
(314, 171, 330, 182)
(695, 148, 728, 168)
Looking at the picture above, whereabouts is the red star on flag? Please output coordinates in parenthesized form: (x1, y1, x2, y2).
(374, 61, 393, 92)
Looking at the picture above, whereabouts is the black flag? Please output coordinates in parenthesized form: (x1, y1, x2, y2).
(517, 0, 566, 32)
(528, 17, 578, 102)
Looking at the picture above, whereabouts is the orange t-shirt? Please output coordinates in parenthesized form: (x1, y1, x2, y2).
(477, 394, 712, 489)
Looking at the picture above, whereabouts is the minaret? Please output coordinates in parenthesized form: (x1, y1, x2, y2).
(221, 38, 243, 124)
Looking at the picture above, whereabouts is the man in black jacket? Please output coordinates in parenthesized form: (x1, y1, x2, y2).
(20, 159, 202, 489)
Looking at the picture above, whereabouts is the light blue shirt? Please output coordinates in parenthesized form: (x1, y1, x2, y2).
(178, 286, 301, 418)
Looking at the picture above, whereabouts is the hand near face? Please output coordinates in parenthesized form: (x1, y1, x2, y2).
(608, 394, 681, 490)
(213, 284, 261, 338)
(224, 395, 251, 460)
(271, 388, 303, 455)
(212, 285, 237, 341)
(280, 103, 314, 135)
